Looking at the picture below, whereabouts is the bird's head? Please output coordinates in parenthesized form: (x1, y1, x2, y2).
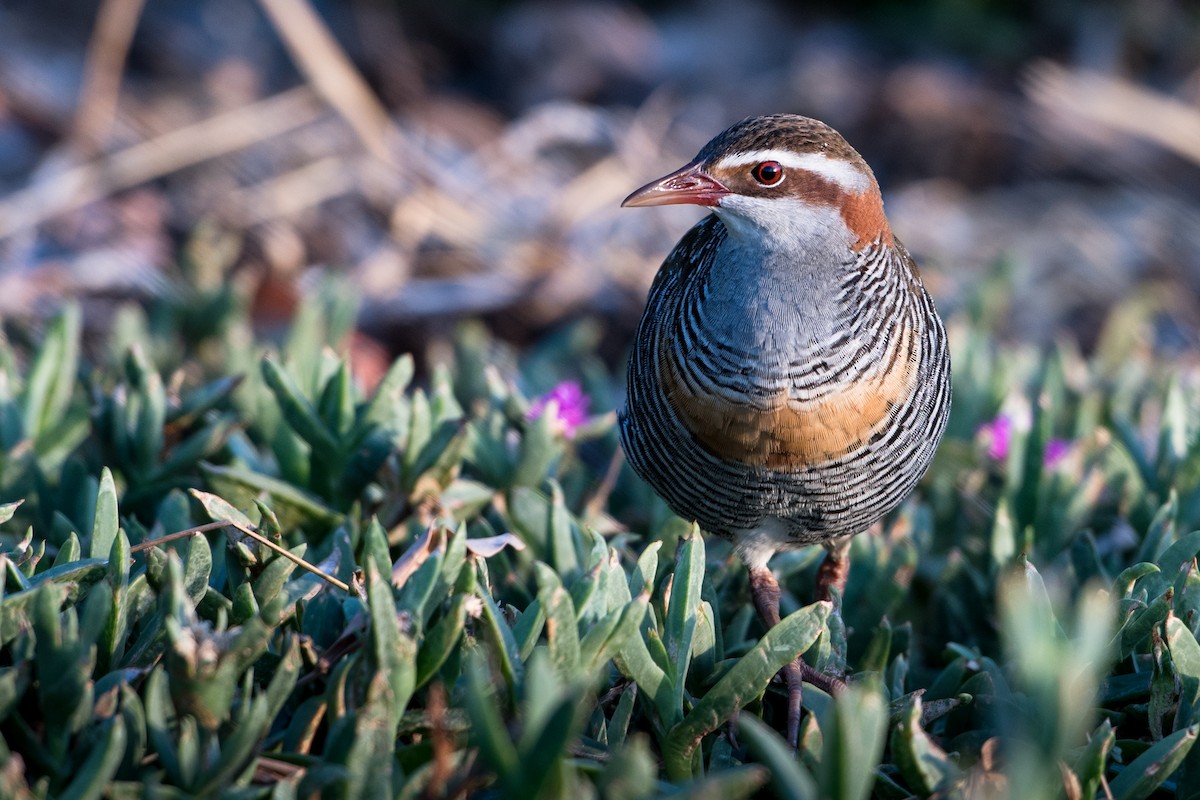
(622, 114, 892, 251)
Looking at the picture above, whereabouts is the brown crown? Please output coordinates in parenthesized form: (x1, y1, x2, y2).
(696, 114, 867, 166)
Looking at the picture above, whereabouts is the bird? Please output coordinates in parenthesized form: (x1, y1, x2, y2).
(618, 114, 951, 746)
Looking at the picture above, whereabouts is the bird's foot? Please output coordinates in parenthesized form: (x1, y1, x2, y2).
(749, 563, 849, 748)
(799, 660, 846, 696)
(780, 657, 847, 749)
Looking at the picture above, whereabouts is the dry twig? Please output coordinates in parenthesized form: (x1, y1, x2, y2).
(257, 0, 398, 165)
(128, 521, 240, 553)
(1026, 61, 1200, 166)
(71, 0, 147, 153)
(0, 87, 326, 240)
(129, 516, 350, 593)
(226, 518, 350, 592)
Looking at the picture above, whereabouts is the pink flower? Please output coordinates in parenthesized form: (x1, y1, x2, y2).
(978, 414, 1073, 468)
(1043, 438, 1071, 469)
(977, 415, 1013, 461)
(527, 381, 590, 438)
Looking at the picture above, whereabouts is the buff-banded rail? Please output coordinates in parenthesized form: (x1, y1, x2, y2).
(619, 114, 952, 746)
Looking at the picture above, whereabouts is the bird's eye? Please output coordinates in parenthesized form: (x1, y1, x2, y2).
(751, 161, 784, 186)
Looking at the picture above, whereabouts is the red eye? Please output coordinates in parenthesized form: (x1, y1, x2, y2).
(752, 161, 783, 186)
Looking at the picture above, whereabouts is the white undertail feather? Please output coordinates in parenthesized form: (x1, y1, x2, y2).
(732, 519, 795, 570)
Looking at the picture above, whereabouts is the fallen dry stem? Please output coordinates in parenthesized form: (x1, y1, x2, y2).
(130, 517, 350, 593)
(128, 520, 238, 553)
(226, 518, 351, 592)
(225, 156, 358, 225)
(72, 0, 147, 153)
(257, 0, 397, 164)
(1026, 61, 1200, 166)
(0, 87, 325, 240)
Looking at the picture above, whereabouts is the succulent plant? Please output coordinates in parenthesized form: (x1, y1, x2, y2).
(2, 265, 1200, 798)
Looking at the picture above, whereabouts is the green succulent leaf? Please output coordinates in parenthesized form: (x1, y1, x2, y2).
(1073, 719, 1115, 800)
(0, 500, 23, 525)
(891, 692, 960, 795)
(414, 567, 473, 688)
(534, 562, 581, 680)
(476, 584, 524, 695)
(200, 463, 343, 528)
(663, 600, 830, 780)
(89, 467, 119, 560)
(262, 357, 340, 458)
(816, 681, 889, 800)
(1109, 723, 1197, 800)
(55, 716, 127, 800)
(664, 530, 704, 720)
(23, 304, 81, 446)
(365, 556, 417, 733)
(737, 713, 818, 800)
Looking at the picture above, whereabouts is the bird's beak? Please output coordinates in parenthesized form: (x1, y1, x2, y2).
(621, 162, 729, 208)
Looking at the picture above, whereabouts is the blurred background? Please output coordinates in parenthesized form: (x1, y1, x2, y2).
(2, 0, 1200, 375)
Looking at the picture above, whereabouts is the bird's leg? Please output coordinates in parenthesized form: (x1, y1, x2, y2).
(816, 535, 853, 607)
(748, 565, 805, 747)
(746, 565, 845, 750)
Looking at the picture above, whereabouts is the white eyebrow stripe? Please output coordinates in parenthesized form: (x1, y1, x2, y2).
(715, 149, 870, 192)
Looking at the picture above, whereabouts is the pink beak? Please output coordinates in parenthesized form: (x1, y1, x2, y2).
(621, 162, 730, 208)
